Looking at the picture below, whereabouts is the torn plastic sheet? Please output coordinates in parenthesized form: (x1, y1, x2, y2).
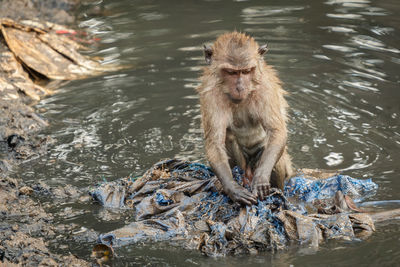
(284, 174, 378, 202)
(90, 159, 379, 256)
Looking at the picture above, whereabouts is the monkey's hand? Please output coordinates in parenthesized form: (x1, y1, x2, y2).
(251, 176, 271, 201)
(225, 183, 257, 206)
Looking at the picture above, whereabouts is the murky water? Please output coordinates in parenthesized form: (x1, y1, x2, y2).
(18, 0, 400, 265)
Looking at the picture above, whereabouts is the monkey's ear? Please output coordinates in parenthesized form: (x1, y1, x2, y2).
(203, 45, 213, 65)
(258, 44, 268, 56)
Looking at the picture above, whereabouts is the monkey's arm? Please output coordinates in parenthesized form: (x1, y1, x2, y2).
(252, 128, 287, 199)
(201, 96, 257, 205)
(207, 145, 257, 206)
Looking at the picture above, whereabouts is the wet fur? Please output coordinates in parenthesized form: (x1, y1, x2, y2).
(197, 32, 292, 196)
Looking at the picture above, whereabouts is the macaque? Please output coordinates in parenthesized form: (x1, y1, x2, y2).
(196, 32, 293, 205)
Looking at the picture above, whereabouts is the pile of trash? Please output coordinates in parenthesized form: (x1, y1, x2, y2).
(0, 18, 120, 169)
(90, 159, 397, 257)
(0, 18, 118, 101)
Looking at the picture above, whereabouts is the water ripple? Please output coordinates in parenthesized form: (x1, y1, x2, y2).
(16, 0, 400, 264)
(352, 35, 400, 53)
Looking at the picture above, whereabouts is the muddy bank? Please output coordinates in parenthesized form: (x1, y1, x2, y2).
(0, 32, 51, 175)
(0, 0, 81, 175)
(0, 0, 79, 25)
(0, 0, 105, 265)
(0, 176, 94, 266)
(0, 97, 52, 174)
(0, 0, 117, 171)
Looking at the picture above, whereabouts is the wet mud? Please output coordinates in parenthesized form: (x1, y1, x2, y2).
(0, 98, 52, 172)
(0, 177, 93, 266)
(0, 0, 79, 25)
(0, 0, 83, 173)
(0, 0, 100, 265)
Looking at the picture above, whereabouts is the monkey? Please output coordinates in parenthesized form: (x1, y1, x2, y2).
(196, 32, 293, 205)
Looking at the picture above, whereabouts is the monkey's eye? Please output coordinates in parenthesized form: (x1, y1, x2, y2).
(241, 68, 253, 75)
(224, 69, 237, 75)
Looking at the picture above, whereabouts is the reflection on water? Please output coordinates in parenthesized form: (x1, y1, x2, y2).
(18, 0, 400, 265)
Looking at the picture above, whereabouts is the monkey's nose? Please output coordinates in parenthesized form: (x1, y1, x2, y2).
(236, 86, 244, 92)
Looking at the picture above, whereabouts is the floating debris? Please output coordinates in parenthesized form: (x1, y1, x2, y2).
(91, 244, 114, 265)
(90, 159, 399, 257)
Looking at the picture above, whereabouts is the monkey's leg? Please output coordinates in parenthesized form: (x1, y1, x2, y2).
(226, 134, 255, 186)
(270, 148, 293, 190)
(244, 167, 253, 186)
(225, 133, 246, 170)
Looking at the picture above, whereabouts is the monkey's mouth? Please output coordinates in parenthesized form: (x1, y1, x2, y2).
(227, 93, 246, 104)
(230, 97, 243, 104)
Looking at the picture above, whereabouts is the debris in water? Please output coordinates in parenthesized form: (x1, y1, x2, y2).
(91, 244, 114, 265)
(90, 159, 399, 257)
(1, 18, 118, 81)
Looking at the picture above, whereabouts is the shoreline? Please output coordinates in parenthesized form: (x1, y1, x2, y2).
(0, 1, 97, 265)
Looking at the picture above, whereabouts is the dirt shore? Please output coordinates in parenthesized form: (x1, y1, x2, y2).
(0, 0, 96, 265)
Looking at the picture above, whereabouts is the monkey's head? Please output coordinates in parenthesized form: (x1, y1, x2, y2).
(204, 32, 268, 104)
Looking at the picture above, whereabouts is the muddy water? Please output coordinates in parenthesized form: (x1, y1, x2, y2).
(17, 0, 400, 265)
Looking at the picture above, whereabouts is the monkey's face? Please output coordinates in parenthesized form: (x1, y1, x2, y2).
(221, 67, 255, 104)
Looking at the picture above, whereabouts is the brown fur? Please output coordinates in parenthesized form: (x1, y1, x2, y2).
(197, 32, 293, 204)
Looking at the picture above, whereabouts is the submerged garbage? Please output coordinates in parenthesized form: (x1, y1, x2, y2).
(88, 159, 400, 257)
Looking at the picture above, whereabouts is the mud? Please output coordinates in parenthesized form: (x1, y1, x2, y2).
(0, 26, 51, 173)
(0, 0, 82, 174)
(0, 0, 99, 265)
(0, 176, 94, 266)
(0, 98, 52, 172)
(0, 0, 80, 25)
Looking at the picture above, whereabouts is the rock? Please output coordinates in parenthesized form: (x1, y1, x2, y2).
(19, 186, 33, 195)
